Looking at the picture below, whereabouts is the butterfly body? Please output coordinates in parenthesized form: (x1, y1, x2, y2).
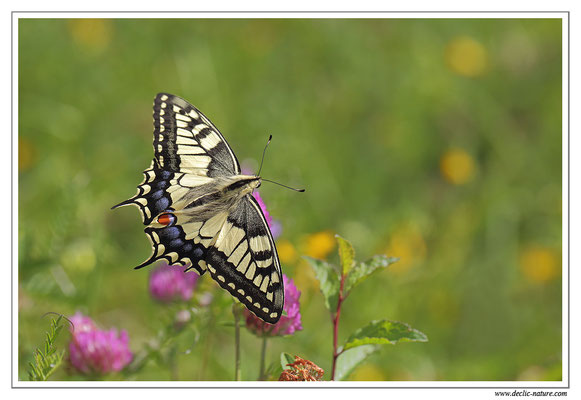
(113, 93, 284, 323)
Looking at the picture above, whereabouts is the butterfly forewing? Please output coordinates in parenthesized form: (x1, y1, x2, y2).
(153, 93, 240, 176)
(114, 93, 284, 324)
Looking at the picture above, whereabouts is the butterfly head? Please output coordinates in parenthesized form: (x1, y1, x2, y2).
(248, 175, 262, 191)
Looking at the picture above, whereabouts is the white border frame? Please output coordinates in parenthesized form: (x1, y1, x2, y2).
(11, 11, 570, 391)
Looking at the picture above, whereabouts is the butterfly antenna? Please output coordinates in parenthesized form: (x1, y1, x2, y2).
(261, 178, 305, 192)
(257, 135, 272, 177)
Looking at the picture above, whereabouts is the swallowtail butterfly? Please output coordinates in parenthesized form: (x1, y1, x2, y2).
(113, 93, 284, 323)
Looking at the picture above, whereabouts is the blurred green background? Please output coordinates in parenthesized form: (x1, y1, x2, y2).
(18, 18, 563, 381)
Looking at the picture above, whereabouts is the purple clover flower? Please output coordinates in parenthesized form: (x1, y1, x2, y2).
(244, 274, 303, 337)
(149, 262, 199, 303)
(68, 313, 132, 375)
(69, 311, 97, 334)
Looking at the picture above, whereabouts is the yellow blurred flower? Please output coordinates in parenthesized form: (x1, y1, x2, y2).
(445, 36, 488, 77)
(277, 239, 298, 264)
(440, 148, 476, 185)
(350, 363, 386, 381)
(519, 245, 559, 283)
(19, 137, 36, 171)
(304, 231, 335, 260)
(386, 224, 427, 275)
(294, 259, 319, 293)
(68, 19, 113, 52)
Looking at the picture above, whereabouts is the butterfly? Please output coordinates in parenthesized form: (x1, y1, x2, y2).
(113, 93, 284, 323)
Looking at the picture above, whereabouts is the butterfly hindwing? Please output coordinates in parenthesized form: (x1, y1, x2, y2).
(138, 222, 207, 274)
(207, 195, 284, 323)
(153, 93, 240, 177)
(136, 211, 229, 275)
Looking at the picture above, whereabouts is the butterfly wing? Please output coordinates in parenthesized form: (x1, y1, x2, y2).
(114, 93, 241, 274)
(152, 92, 240, 176)
(114, 93, 285, 323)
(207, 195, 284, 323)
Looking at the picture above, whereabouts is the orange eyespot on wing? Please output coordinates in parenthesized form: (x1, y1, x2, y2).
(157, 212, 176, 226)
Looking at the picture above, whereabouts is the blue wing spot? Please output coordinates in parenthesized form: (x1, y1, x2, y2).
(151, 189, 164, 200)
(160, 226, 181, 240)
(155, 197, 170, 212)
(182, 243, 193, 253)
(169, 238, 184, 249)
(158, 170, 172, 180)
(153, 180, 169, 190)
(193, 246, 204, 258)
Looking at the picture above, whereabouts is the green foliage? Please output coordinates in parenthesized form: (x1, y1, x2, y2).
(307, 235, 427, 380)
(336, 234, 355, 275)
(27, 315, 67, 381)
(341, 320, 428, 352)
(263, 360, 283, 381)
(280, 352, 295, 370)
(303, 256, 340, 311)
(344, 255, 399, 297)
(334, 345, 379, 381)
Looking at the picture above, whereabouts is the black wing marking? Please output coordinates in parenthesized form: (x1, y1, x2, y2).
(137, 223, 207, 274)
(153, 93, 241, 177)
(206, 195, 284, 324)
(113, 161, 175, 225)
(134, 211, 229, 274)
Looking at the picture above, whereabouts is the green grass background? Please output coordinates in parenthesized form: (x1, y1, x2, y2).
(18, 18, 563, 381)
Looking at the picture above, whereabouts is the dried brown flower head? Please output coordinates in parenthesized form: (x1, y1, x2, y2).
(279, 356, 324, 381)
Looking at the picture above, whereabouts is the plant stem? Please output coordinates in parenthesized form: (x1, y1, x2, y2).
(169, 345, 179, 380)
(198, 314, 214, 380)
(233, 304, 242, 381)
(258, 336, 268, 380)
(330, 272, 346, 381)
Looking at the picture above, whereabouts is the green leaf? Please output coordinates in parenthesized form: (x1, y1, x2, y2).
(334, 344, 379, 381)
(344, 255, 399, 296)
(264, 360, 283, 381)
(342, 320, 428, 352)
(335, 235, 355, 275)
(280, 352, 295, 370)
(27, 316, 68, 381)
(303, 256, 340, 311)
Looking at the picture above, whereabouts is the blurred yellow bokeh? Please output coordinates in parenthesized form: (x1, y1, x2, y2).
(293, 259, 320, 293)
(445, 36, 488, 77)
(519, 245, 560, 283)
(68, 19, 113, 52)
(350, 363, 387, 381)
(304, 231, 336, 260)
(386, 224, 427, 274)
(440, 148, 476, 185)
(277, 239, 298, 264)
